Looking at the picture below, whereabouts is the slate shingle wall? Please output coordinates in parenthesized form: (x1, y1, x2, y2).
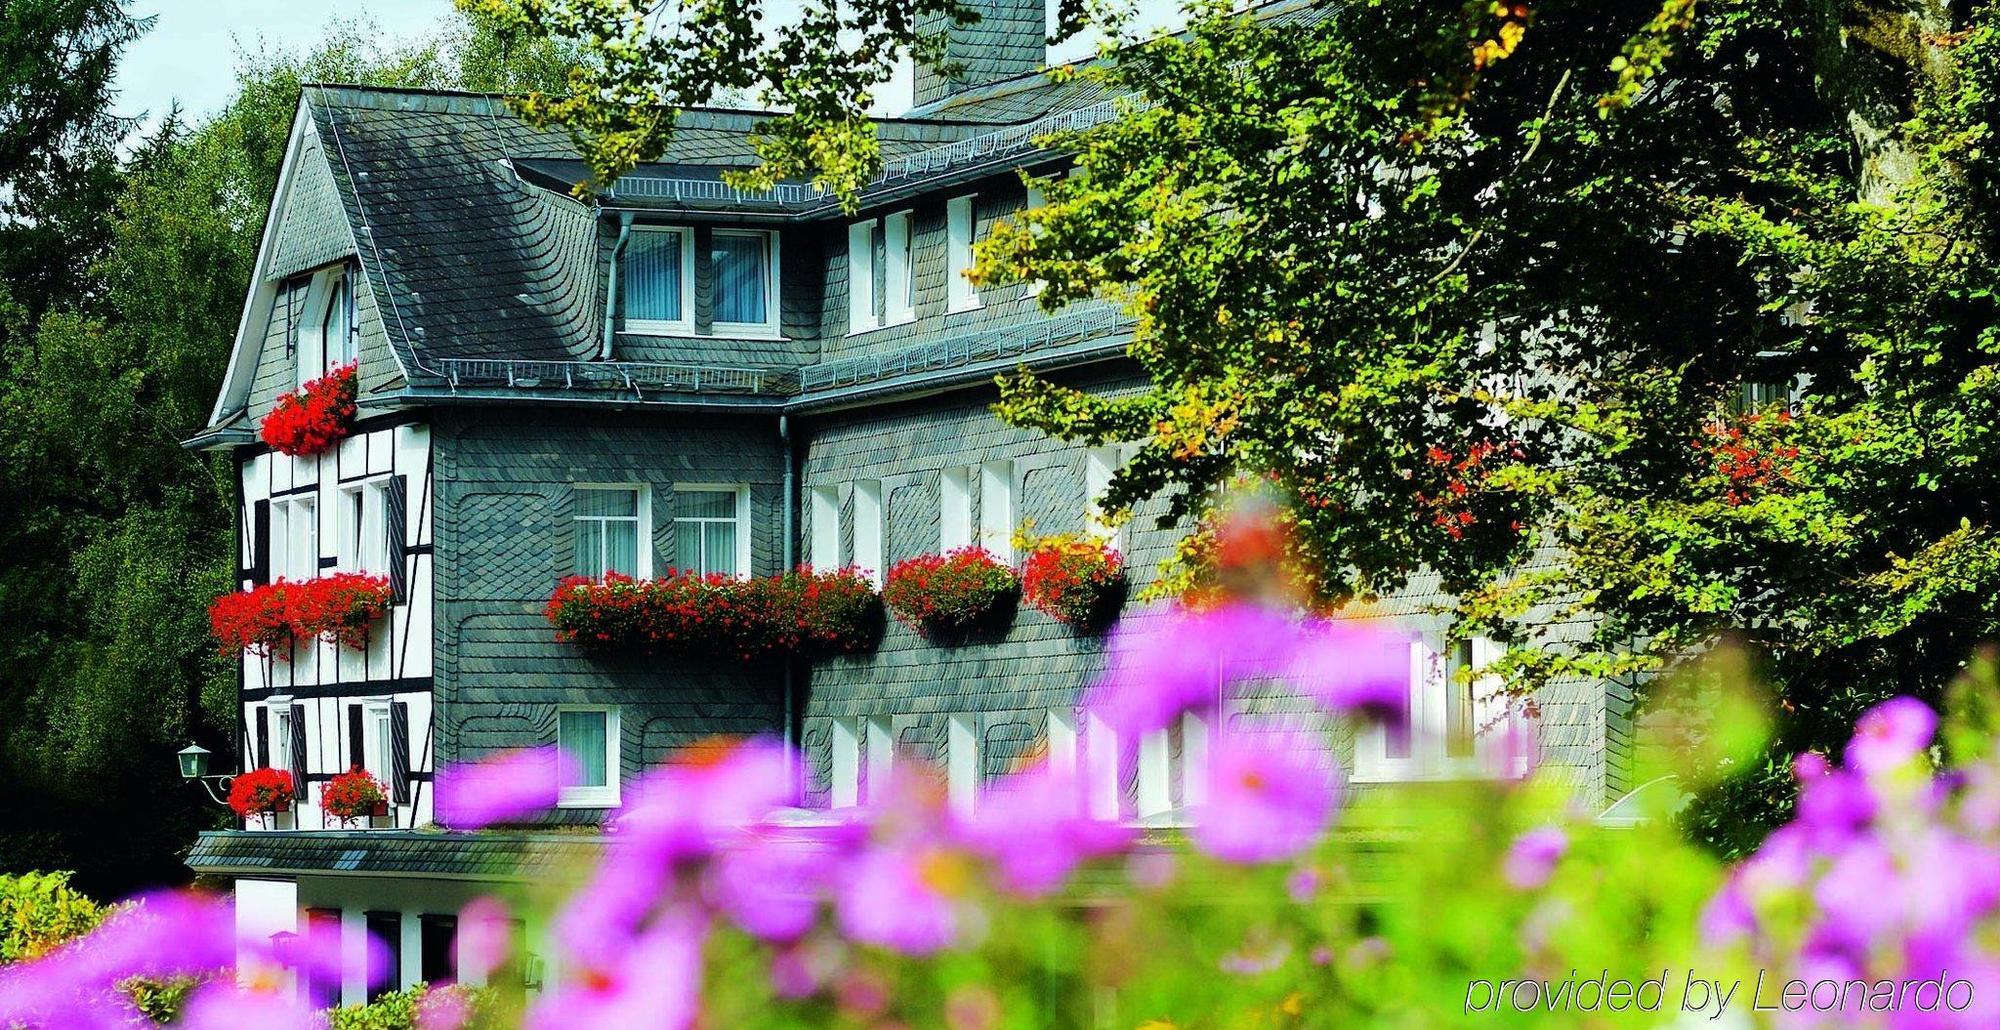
(914, 0, 1046, 108)
(793, 367, 1187, 807)
(431, 408, 789, 825)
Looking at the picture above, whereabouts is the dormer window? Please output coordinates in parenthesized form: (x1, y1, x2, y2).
(324, 276, 355, 367)
(711, 229, 779, 337)
(294, 266, 354, 388)
(623, 227, 695, 334)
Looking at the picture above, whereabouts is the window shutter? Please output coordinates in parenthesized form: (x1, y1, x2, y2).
(288, 702, 309, 795)
(250, 499, 271, 585)
(254, 707, 270, 770)
(390, 701, 410, 804)
(347, 705, 364, 773)
(384, 475, 408, 604)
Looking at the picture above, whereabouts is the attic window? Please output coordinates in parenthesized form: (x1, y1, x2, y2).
(324, 276, 355, 367)
(624, 227, 694, 335)
(711, 230, 779, 337)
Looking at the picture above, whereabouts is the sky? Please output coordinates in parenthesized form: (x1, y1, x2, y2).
(110, 0, 1182, 132)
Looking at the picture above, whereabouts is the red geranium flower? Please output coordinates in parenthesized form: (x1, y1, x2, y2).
(229, 767, 296, 817)
(260, 363, 358, 457)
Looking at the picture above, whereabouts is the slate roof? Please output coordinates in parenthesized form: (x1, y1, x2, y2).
(184, 829, 604, 880)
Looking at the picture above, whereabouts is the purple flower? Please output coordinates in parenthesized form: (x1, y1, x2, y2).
(1846, 697, 1936, 777)
(1189, 735, 1338, 863)
(836, 838, 978, 954)
(614, 737, 795, 864)
(705, 834, 836, 942)
(1793, 752, 1875, 843)
(0, 890, 243, 1028)
(176, 983, 318, 1030)
(455, 896, 514, 983)
(1502, 827, 1568, 890)
(954, 763, 1135, 896)
(528, 909, 706, 1030)
(434, 747, 575, 829)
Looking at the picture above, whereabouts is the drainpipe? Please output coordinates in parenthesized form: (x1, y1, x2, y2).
(600, 212, 634, 359)
(780, 414, 799, 798)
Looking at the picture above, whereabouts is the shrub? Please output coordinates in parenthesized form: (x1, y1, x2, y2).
(1020, 535, 1126, 629)
(545, 569, 881, 660)
(260, 362, 358, 457)
(320, 768, 388, 824)
(882, 547, 1019, 638)
(227, 767, 295, 818)
(327, 983, 501, 1030)
(0, 872, 104, 964)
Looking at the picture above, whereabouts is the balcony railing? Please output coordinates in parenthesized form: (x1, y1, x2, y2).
(797, 301, 1131, 394)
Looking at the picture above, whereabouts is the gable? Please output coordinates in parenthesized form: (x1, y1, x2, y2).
(267, 129, 354, 282)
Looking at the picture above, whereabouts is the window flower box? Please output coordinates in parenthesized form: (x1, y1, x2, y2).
(229, 767, 295, 821)
(207, 575, 391, 658)
(545, 568, 883, 661)
(260, 362, 358, 457)
(883, 546, 1020, 641)
(1020, 534, 1127, 631)
(320, 768, 389, 826)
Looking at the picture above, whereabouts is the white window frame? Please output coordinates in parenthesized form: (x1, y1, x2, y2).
(830, 717, 861, 809)
(1022, 182, 1047, 296)
(1084, 712, 1120, 821)
(1046, 709, 1079, 779)
(946, 195, 981, 313)
(1084, 444, 1133, 548)
(269, 701, 294, 773)
(808, 485, 841, 572)
(273, 494, 319, 582)
(846, 220, 877, 334)
(864, 716, 895, 802)
(339, 478, 391, 576)
(946, 714, 978, 817)
(1353, 634, 1520, 782)
(883, 210, 915, 325)
(672, 484, 752, 580)
(622, 226, 697, 336)
(940, 466, 972, 551)
(710, 228, 782, 339)
(572, 484, 651, 580)
(852, 480, 884, 588)
(360, 699, 393, 781)
(293, 266, 351, 388)
(556, 704, 621, 808)
(978, 460, 1015, 564)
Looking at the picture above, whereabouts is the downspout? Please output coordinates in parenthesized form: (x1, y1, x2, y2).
(600, 212, 634, 360)
(780, 415, 799, 798)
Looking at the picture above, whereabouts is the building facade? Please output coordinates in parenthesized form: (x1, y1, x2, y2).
(182, 0, 1627, 1005)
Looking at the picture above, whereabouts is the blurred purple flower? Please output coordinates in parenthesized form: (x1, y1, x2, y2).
(176, 983, 318, 1030)
(528, 909, 706, 1030)
(1219, 940, 1291, 975)
(0, 890, 244, 1029)
(614, 737, 795, 864)
(837, 838, 976, 954)
(955, 763, 1134, 896)
(455, 896, 514, 984)
(706, 834, 835, 942)
(1190, 735, 1338, 863)
(1503, 827, 1568, 890)
(1793, 752, 1875, 844)
(434, 747, 573, 829)
(416, 985, 479, 1030)
(1846, 697, 1935, 777)
(1085, 604, 1409, 740)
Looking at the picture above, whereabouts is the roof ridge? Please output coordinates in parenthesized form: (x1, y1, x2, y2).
(302, 81, 1015, 128)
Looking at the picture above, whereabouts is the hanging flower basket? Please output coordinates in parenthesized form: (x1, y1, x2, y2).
(320, 768, 389, 824)
(545, 568, 883, 661)
(1021, 535, 1127, 631)
(260, 363, 358, 457)
(228, 767, 296, 818)
(883, 547, 1020, 640)
(208, 582, 298, 656)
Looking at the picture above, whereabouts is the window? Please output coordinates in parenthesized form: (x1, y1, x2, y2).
(846, 221, 877, 332)
(573, 486, 647, 579)
(1023, 183, 1047, 296)
(711, 230, 778, 335)
(830, 718, 861, 809)
(360, 700, 392, 780)
(419, 914, 457, 986)
(557, 706, 619, 807)
(946, 195, 980, 312)
(978, 460, 1015, 564)
(883, 211, 914, 323)
(940, 466, 972, 551)
(624, 228, 694, 334)
(341, 480, 390, 575)
(1084, 445, 1129, 545)
(365, 911, 401, 1000)
(1137, 712, 1209, 820)
(1354, 634, 1519, 781)
(946, 714, 977, 817)
(864, 716, 894, 802)
(673, 486, 749, 578)
(1046, 709, 1079, 778)
(1084, 712, 1119, 820)
(303, 909, 341, 1007)
(270, 703, 294, 774)
(809, 485, 840, 572)
(324, 275, 355, 368)
(853, 480, 884, 588)
(272, 495, 318, 581)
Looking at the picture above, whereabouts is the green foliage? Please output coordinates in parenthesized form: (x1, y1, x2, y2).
(969, 0, 2000, 853)
(0, 871, 104, 964)
(327, 984, 502, 1030)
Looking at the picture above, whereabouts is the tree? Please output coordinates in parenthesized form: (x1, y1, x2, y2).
(0, 10, 577, 895)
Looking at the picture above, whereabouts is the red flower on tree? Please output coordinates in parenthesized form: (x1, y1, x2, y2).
(228, 767, 296, 818)
(260, 363, 358, 457)
(1698, 411, 1801, 506)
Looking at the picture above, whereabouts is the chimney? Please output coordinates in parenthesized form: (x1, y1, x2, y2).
(913, 0, 1047, 108)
